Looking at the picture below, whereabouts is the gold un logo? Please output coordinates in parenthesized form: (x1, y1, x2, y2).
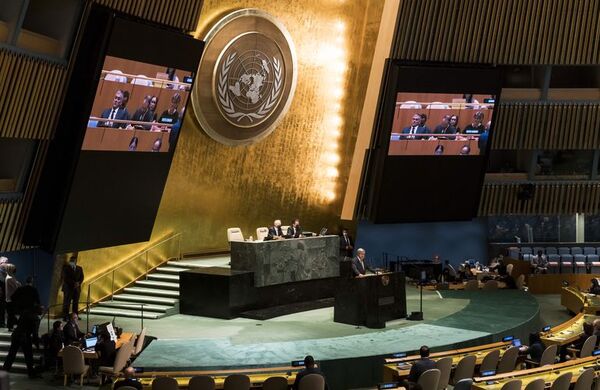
(191, 9, 297, 146)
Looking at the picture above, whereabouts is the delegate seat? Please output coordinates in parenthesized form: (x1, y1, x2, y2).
(589, 254, 600, 273)
(261, 376, 288, 390)
(399, 100, 422, 109)
(256, 227, 269, 241)
(227, 228, 244, 242)
(574, 255, 587, 273)
(298, 374, 324, 390)
(453, 379, 473, 390)
(522, 254, 533, 262)
(571, 247, 583, 255)
(584, 247, 596, 255)
(558, 247, 571, 255)
(435, 356, 452, 390)
(573, 368, 594, 390)
(550, 372, 572, 390)
(545, 247, 558, 255)
(547, 254, 561, 273)
(418, 369, 441, 390)
(500, 379, 522, 390)
(483, 280, 498, 290)
(533, 246, 545, 255)
(524, 378, 545, 390)
(497, 346, 519, 374)
(452, 355, 475, 384)
(465, 279, 479, 291)
(224, 374, 251, 390)
(188, 375, 216, 390)
(105, 69, 128, 83)
(152, 377, 178, 390)
(560, 254, 574, 273)
(131, 74, 153, 86)
(479, 349, 500, 373)
(521, 247, 533, 256)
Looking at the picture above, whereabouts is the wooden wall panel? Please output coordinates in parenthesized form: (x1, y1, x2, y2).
(392, 0, 600, 65)
(479, 183, 600, 216)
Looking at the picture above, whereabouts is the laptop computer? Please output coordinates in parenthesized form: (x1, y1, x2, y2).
(481, 370, 496, 377)
(512, 338, 522, 347)
(84, 337, 97, 349)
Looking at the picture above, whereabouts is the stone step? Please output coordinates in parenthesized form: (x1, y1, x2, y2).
(147, 273, 179, 282)
(135, 280, 179, 290)
(167, 260, 215, 269)
(123, 287, 179, 298)
(0, 362, 30, 374)
(88, 307, 162, 319)
(97, 301, 174, 313)
(113, 294, 178, 305)
(155, 266, 189, 274)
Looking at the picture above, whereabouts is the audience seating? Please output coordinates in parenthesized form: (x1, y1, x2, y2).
(188, 375, 216, 390)
(545, 247, 558, 255)
(224, 374, 251, 390)
(573, 368, 593, 390)
(256, 227, 269, 241)
(479, 349, 500, 372)
(62, 346, 89, 387)
(537, 344, 558, 367)
(453, 378, 473, 390)
(574, 255, 587, 273)
(99, 338, 134, 381)
(589, 256, 600, 273)
(417, 369, 440, 390)
(298, 374, 325, 390)
(105, 69, 127, 83)
(227, 228, 244, 242)
(500, 379, 522, 390)
(452, 355, 476, 384)
(571, 247, 583, 255)
(152, 376, 179, 390)
(524, 378, 545, 390)
(550, 372, 572, 390)
(132, 327, 147, 357)
(584, 247, 596, 255)
(435, 357, 452, 390)
(558, 247, 571, 255)
(131, 75, 153, 86)
(496, 346, 519, 374)
(261, 376, 288, 390)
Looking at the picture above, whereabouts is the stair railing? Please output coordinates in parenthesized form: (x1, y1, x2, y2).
(83, 232, 182, 313)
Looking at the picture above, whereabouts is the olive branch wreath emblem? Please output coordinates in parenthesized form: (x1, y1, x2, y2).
(217, 52, 283, 123)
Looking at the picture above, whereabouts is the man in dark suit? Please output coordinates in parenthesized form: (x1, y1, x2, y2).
(293, 355, 328, 390)
(401, 114, 427, 140)
(287, 219, 303, 238)
(62, 256, 84, 320)
(2, 305, 42, 378)
(63, 312, 84, 346)
(351, 248, 373, 277)
(433, 114, 457, 140)
(98, 89, 130, 128)
(265, 219, 284, 241)
(407, 345, 437, 383)
(11, 276, 40, 315)
(339, 228, 354, 259)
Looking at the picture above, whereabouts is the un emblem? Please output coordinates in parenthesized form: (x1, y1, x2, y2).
(191, 9, 297, 146)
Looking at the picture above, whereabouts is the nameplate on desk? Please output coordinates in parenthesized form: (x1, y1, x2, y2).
(379, 296, 395, 306)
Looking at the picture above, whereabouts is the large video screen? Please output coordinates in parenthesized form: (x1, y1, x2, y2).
(24, 6, 204, 252)
(358, 62, 502, 224)
(389, 93, 496, 156)
(84, 56, 192, 153)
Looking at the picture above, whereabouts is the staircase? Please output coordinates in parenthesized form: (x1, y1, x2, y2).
(89, 260, 205, 320)
(0, 331, 43, 374)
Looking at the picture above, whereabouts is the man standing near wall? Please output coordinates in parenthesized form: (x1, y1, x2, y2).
(61, 256, 84, 321)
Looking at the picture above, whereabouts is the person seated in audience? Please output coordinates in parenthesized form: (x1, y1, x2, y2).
(419, 113, 431, 135)
(149, 96, 159, 121)
(407, 346, 436, 384)
(432, 115, 457, 140)
(63, 312, 85, 346)
(99, 89, 130, 128)
(449, 115, 461, 133)
(158, 93, 182, 126)
(114, 366, 143, 390)
(351, 248, 373, 277)
(463, 111, 486, 135)
(287, 219, 303, 238)
(526, 332, 545, 363)
(589, 278, 600, 295)
(532, 250, 548, 274)
(129, 95, 155, 130)
(95, 331, 116, 368)
(42, 320, 64, 370)
(120, 90, 130, 110)
(565, 321, 594, 360)
(401, 114, 427, 140)
(265, 219, 284, 241)
(478, 120, 491, 150)
(293, 355, 328, 390)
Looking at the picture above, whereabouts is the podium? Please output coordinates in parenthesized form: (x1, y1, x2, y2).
(333, 272, 406, 329)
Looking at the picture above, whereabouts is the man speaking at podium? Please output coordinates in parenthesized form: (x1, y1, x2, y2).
(351, 248, 374, 277)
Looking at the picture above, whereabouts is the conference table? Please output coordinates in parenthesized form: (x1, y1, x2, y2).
(383, 341, 513, 381)
(540, 312, 598, 346)
(58, 332, 135, 359)
(471, 356, 600, 390)
(561, 286, 600, 315)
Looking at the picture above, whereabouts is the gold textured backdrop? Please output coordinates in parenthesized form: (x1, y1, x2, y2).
(65, 0, 386, 307)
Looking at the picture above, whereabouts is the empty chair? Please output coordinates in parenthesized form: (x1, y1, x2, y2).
(426, 102, 450, 109)
(507, 247, 520, 259)
(99, 339, 134, 381)
(399, 100, 422, 109)
(521, 247, 533, 255)
(261, 376, 288, 390)
(227, 227, 244, 242)
(550, 372, 572, 390)
(500, 379, 522, 390)
(548, 254, 561, 273)
(435, 357, 452, 390)
(452, 355, 476, 384)
(105, 69, 127, 83)
(298, 374, 325, 390)
(131, 74, 153, 86)
(224, 374, 251, 390)
(571, 247, 584, 255)
(480, 349, 500, 372)
(133, 327, 147, 357)
(545, 247, 558, 255)
(453, 379, 473, 390)
(574, 254, 587, 273)
(579, 335, 597, 358)
(558, 247, 571, 255)
(62, 345, 89, 386)
(539, 344, 558, 366)
(256, 227, 269, 241)
(588, 255, 600, 273)
(522, 253, 533, 262)
(152, 377, 178, 390)
(483, 280, 499, 290)
(464, 279, 479, 291)
(188, 375, 216, 390)
(584, 247, 596, 255)
(524, 378, 545, 390)
(417, 369, 441, 390)
(560, 254, 574, 273)
(281, 225, 290, 234)
(497, 347, 519, 374)
(573, 368, 594, 390)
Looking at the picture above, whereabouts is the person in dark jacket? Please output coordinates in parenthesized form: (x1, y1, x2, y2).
(293, 355, 328, 390)
(12, 276, 40, 315)
(63, 312, 84, 346)
(407, 346, 437, 383)
(62, 256, 84, 320)
(2, 305, 41, 378)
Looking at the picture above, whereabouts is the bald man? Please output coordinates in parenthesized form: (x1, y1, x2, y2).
(266, 220, 284, 241)
(351, 248, 373, 277)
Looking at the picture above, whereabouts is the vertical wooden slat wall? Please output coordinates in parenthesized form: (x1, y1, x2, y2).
(0, 0, 203, 252)
(393, 0, 600, 65)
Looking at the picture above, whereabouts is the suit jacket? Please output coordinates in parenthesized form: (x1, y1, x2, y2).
(99, 107, 130, 128)
(408, 358, 437, 383)
(340, 234, 354, 257)
(287, 225, 303, 238)
(266, 226, 283, 240)
(401, 126, 427, 140)
(62, 264, 84, 292)
(63, 320, 84, 346)
(351, 256, 371, 277)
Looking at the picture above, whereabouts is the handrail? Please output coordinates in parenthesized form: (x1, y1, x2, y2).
(84, 232, 182, 310)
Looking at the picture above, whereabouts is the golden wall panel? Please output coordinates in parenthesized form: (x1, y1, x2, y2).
(392, 0, 600, 65)
(75, 0, 386, 303)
